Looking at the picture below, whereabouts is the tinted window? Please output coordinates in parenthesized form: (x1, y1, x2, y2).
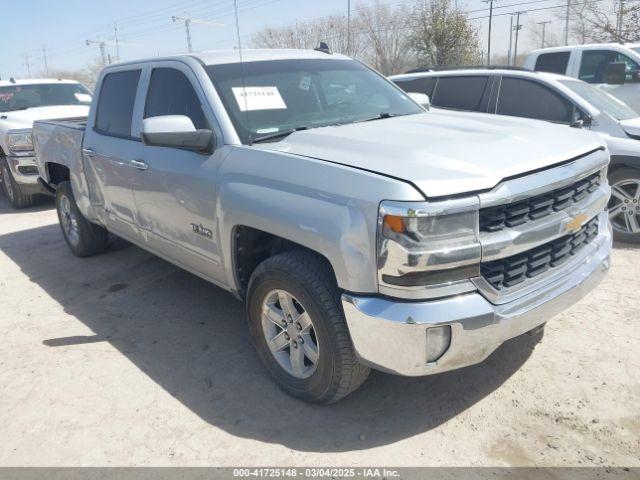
(497, 77, 573, 123)
(95, 70, 141, 138)
(579, 50, 640, 83)
(144, 68, 207, 129)
(393, 77, 436, 97)
(0, 83, 91, 112)
(535, 52, 570, 74)
(431, 76, 489, 111)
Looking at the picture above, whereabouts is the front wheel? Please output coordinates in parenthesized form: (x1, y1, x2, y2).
(608, 167, 640, 244)
(56, 181, 109, 257)
(1, 156, 35, 209)
(247, 251, 370, 403)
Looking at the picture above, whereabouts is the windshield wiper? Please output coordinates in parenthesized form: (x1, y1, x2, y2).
(355, 112, 407, 123)
(252, 126, 310, 144)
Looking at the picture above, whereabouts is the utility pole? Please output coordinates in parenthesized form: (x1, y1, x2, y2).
(114, 23, 120, 62)
(513, 11, 524, 66)
(537, 20, 551, 48)
(508, 15, 514, 66)
(172, 13, 223, 53)
(484, 0, 497, 65)
(86, 39, 108, 65)
(564, 0, 570, 45)
(347, 0, 351, 54)
(24, 53, 32, 77)
(86, 38, 141, 65)
(42, 46, 49, 76)
(617, 0, 625, 42)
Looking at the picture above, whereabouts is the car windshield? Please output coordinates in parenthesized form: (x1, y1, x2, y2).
(206, 58, 423, 144)
(631, 47, 640, 55)
(560, 79, 638, 120)
(0, 83, 92, 113)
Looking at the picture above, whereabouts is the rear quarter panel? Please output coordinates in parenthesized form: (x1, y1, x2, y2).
(33, 120, 97, 220)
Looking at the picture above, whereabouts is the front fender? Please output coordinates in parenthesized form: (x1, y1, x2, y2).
(217, 146, 424, 294)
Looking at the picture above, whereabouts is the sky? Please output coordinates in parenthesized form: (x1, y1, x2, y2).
(0, 0, 566, 79)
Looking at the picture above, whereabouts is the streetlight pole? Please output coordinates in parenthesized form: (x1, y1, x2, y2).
(537, 20, 551, 48)
(42, 46, 49, 76)
(564, 0, 570, 45)
(508, 15, 514, 66)
(484, 0, 496, 65)
(513, 11, 523, 65)
(347, 0, 351, 54)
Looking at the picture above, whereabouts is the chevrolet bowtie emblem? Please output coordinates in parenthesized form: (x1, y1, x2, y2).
(566, 213, 588, 232)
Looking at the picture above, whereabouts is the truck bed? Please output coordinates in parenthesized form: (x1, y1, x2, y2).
(33, 117, 87, 184)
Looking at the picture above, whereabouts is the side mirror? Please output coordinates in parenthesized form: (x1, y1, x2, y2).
(605, 62, 626, 85)
(141, 115, 214, 153)
(407, 92, 430, 110)
(571, 109, 591, 128)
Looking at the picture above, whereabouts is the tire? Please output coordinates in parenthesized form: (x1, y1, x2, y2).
(608, 167, 640, 244)
(55, 181, 109, 257)
(1, 156, 35, 209)
(247, 250, 370, 403)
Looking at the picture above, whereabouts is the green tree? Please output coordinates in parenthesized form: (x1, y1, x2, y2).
(410, 0, 483, 67)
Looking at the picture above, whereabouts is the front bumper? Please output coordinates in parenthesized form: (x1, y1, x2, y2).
(4, 154, 46, 194)
(342, 213, 612, 376)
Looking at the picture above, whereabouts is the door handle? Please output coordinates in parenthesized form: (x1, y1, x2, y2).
(82, 147, 95, 157)
(129, 159, 148, 171)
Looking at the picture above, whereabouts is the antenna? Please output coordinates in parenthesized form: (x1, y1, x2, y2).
(233, 0, 252, 145)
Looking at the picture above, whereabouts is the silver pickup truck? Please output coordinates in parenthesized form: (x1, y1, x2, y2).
(33, 49, 612, 403)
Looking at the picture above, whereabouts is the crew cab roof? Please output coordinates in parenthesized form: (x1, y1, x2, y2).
(529, 43, 640, 55)
(106, 49, 352, 69)
(390, 68, 571, 82)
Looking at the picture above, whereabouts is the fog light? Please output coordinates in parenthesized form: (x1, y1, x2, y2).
(425, 325, 451, 363)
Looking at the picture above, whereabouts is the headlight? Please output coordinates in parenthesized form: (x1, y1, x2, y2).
(7, 132, 33, 152)
(378, 198, 481, 299)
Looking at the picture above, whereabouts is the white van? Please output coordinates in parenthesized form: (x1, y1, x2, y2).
(524, 43, 640, 113)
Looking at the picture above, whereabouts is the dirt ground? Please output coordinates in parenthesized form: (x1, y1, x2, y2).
(0, 193, 638, 467)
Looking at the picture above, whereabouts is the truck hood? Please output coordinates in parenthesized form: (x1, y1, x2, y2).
(0, 105, 90, 130)
(619, 117, 640, 138)
(257, 111, 605, 197)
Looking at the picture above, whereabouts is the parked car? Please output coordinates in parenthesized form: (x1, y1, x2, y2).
(523, 43, 640, 113)
(390, 68, 640, 243)
(33, 49, 611, 403)
(0, 78, 91, 208)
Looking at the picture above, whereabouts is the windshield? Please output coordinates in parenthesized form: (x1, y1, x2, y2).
(631, 47, 640, 56)
(0, 83, 92, 112)
(560, 79, 638, 120)
(206, 58, 423, 144)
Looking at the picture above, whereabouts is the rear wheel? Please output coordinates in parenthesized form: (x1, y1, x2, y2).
(56, 181, 108, 256)
(608, 167, 640, 243)
(247, 251, 369, 403)
(1, 156, 35, 209)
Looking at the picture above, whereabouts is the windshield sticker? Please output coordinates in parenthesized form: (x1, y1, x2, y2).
(74, 93, 92, 102)
(298, 75, 311, 91)
(232, 86, 286, 111)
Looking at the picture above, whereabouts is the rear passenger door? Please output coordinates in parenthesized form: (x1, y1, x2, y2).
(495, 77, 575, 125)
(533, 51, 571, 75)
(83, 68, 144, 241)
(430, 75, 493, 112)
(129, 62, 226, 284)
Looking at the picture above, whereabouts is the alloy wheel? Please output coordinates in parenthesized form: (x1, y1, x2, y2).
(261, 289, 320, 379)
(59, 195, 80, 247)
(608, 179, 640, 235)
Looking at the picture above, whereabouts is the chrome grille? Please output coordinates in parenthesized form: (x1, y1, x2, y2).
(481, 217, 599, 290)
(479, 172, 601, 232)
